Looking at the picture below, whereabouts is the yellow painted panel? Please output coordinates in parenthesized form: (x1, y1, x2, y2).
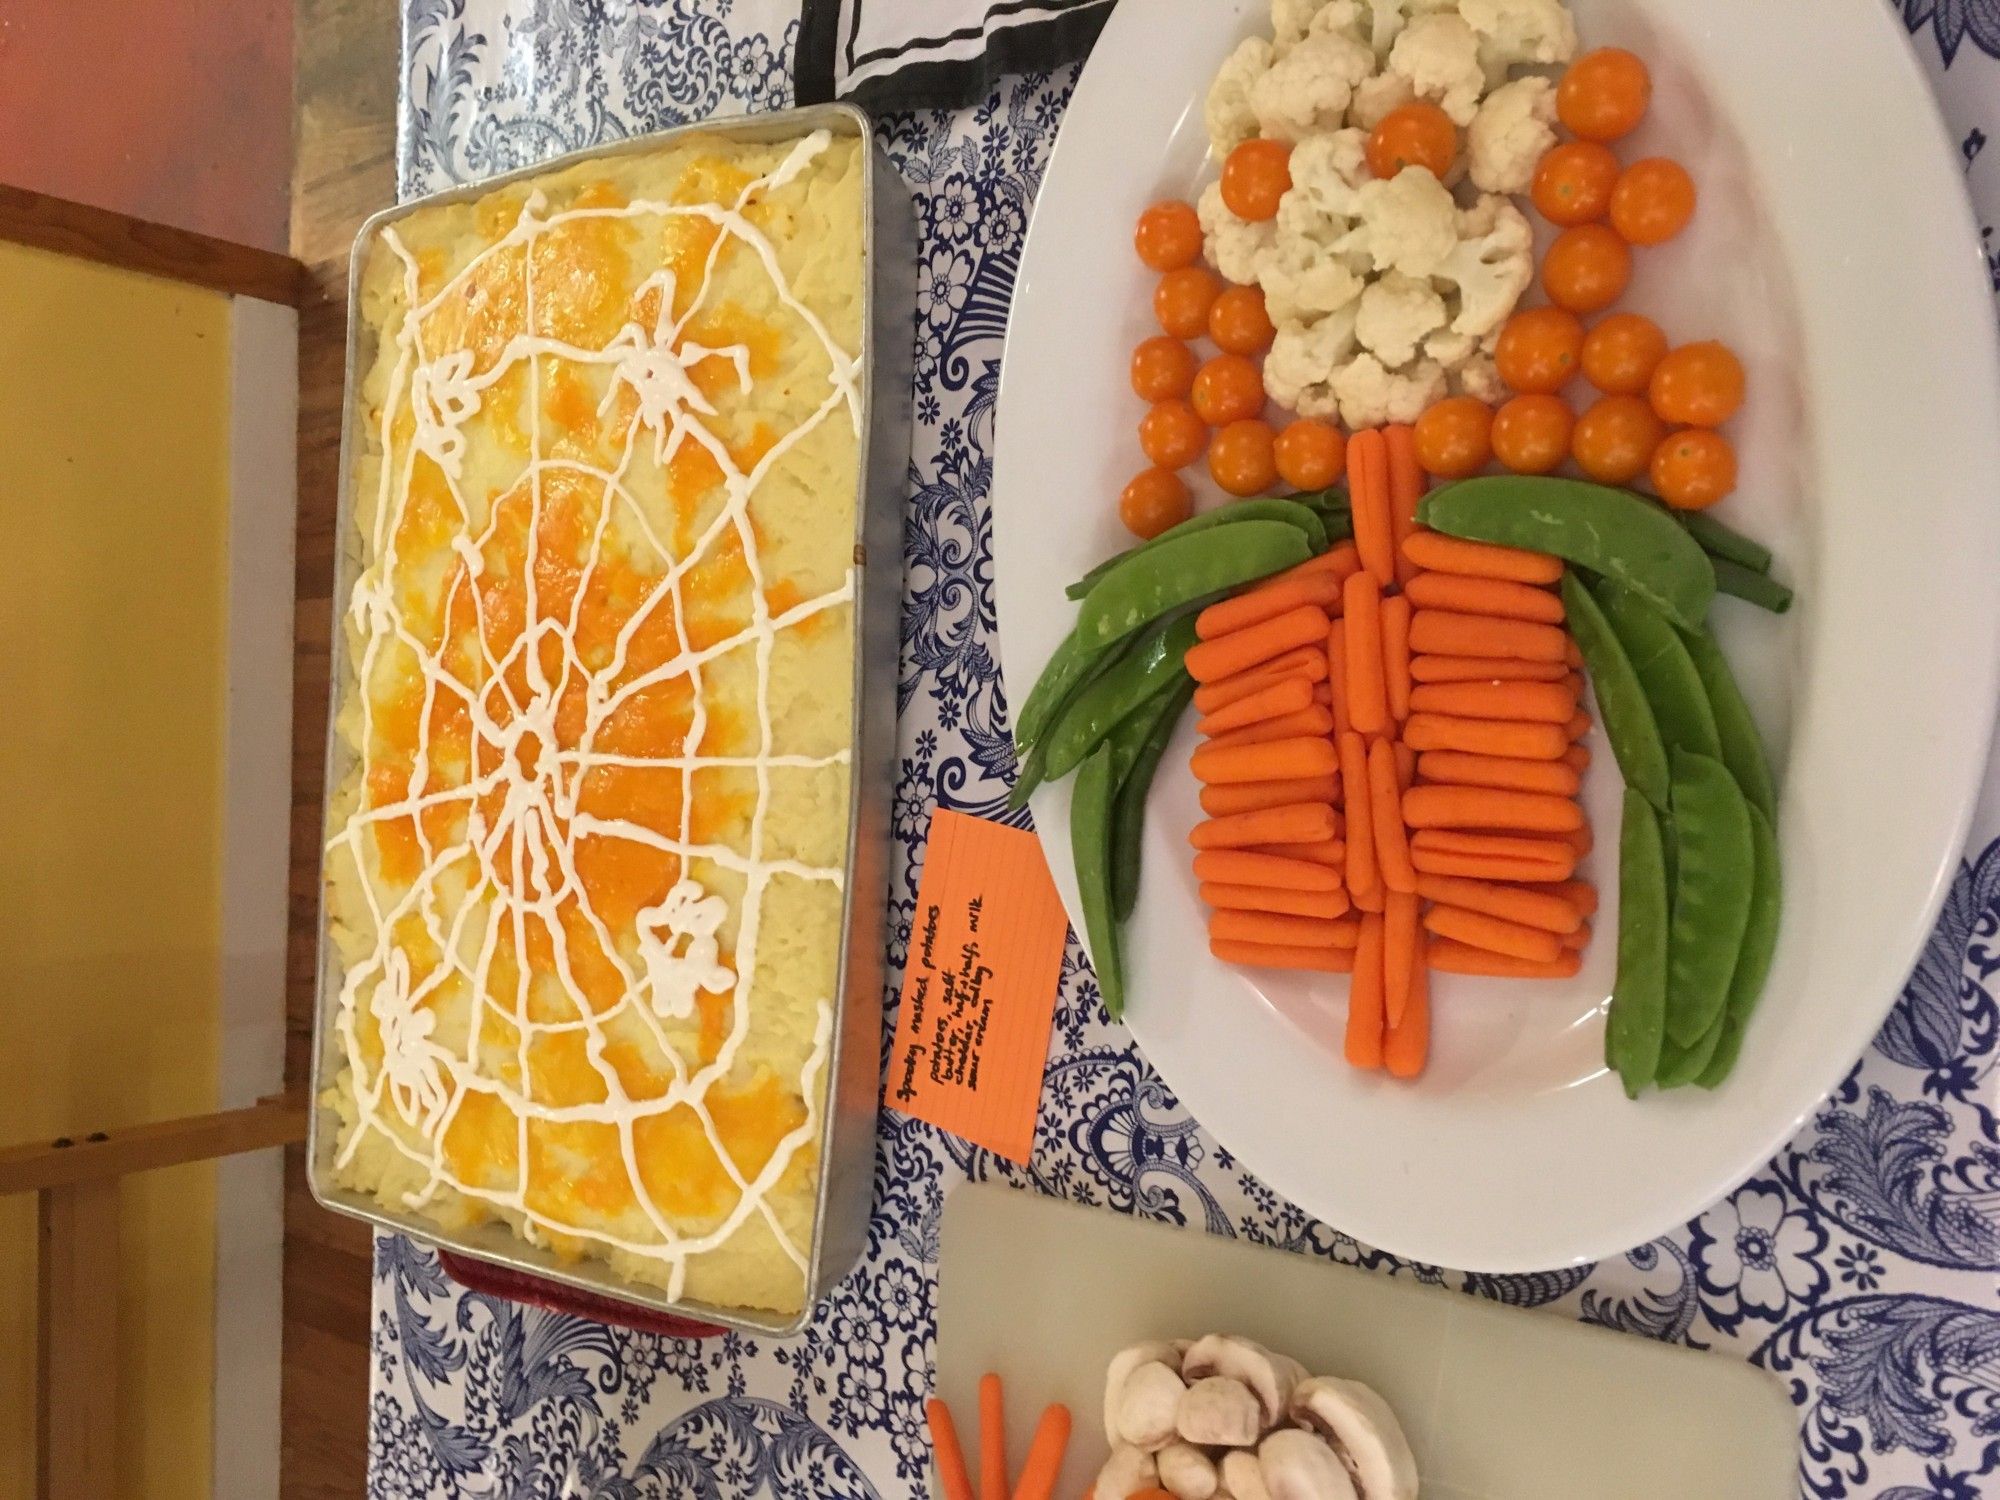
(0, 240, 230, 1500)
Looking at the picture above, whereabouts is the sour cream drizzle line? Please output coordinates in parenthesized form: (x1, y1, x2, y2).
(329, 132, 861, 1290)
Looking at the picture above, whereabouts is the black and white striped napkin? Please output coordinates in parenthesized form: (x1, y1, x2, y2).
(795, 0, 1117, 110)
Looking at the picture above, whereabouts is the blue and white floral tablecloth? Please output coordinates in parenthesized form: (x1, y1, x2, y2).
(369, 5, 2000, 1495)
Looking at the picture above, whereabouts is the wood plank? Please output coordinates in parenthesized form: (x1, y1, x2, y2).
(0, 1096, 306, 1196)
(37, 1180, 120, 1500)
(0, 183, 303, 305)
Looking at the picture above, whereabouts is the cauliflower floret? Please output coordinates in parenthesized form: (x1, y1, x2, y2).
(1207, 37, 1275, 153)
(1467, 76, 1558, 194)
(1336, 166, 1459, 278)
(1454, 350, 1506, 402)
(1432, 195, 1535, 335)
(1354, 271, 1449, 367)
(1270, 127, 1369, 250)
(1348, 70, 1417, 129)
(1334, 353, 1448, 427)
(1460, 0, 1578, 83)
(1275, 0, 1366, 53)
(1251, 30, 1377, 143)
(1199, 181, 1277, 287)
(1258, 233, 1368, 324)
(1387, 13, 1487, 126)
(1263, 307, 1362, 419)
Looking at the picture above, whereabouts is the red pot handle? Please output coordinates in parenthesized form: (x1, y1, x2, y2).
(437, 1249, 727, 1338)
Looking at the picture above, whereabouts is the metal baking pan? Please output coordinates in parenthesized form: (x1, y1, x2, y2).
(306, 102, 912, 1336)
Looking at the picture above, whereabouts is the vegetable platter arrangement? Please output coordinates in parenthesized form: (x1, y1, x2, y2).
(1010, 0, 1793, 1099)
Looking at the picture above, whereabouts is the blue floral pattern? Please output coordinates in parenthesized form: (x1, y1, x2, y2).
(377, 6, 2000, 1496)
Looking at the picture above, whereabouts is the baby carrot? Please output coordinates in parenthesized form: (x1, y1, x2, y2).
(1200, 774, 1342, 818)
(1562, 922, 1591, 950)
(1254, 838, 1346, 867)
(1404, 572, 1566, 624)
(1368, 738, 1417, 893)
(1190, 802, 1339, 849)
(1424, 903, 1565, 962)
(1013, 1403, 1072, 1500)
(1197, 571, 1345, 640)
(1203, 705, 1336, 750)
(1427, 940, 1582, 978)
(1415, 750, 1581, 797)
(1561, 821, 1594, 858)
(926, 1399, 974, 1500)
(1192, 735, 1342, 784)
(1402, 785, 1585, 833)
(1272, 541, 1362, 586)
(1407, 680, 1577, 724)
(1349, 428, 1395, 586)
(1401, 530, 1564, 585)
(1566, 636, 1585, 668)
(1411, 829, 1577, 881)
(1409, 610, 1570, 662)
(1384, 890, 1419, 1027)
(1394, 741, 1415, 790)
(1190, 650, 1327, 713)
(1186, 604, 1334, 682)
(1549, 879, 1599, 917)
(1414, 874, 1585, 934)
(1565, 670, 1588, 699)
(1384, 960, 1430, 1079)
(1382, 595, 1413, 721)
(1211, 939, 1358, 972)
(1410, 654, 1570, 684)
(1566, 709, 1592, 741)
(1338, 732, 1380, 904)
(1347, 913, 1387, 1068)
(1201, 882, 1353, 919)
(1212, 909, 1362, 947)
(979, 1375, 1006, 1500)
(1193, 848, 1344, 890)
(1343, 570, 1389, 735)
(1326, 621, 1353, 737)
(1384, 424, 1425, 586)
(1402, 713, 1569, 760)
(1562, 742, 1592, 773)
(1196, 677, 1314, 735)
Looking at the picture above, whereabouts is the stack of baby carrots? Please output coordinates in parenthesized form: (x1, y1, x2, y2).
(1185, 425, 1598, 1078)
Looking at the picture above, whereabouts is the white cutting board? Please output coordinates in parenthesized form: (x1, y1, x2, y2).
(936, 1186, 1796, 1499)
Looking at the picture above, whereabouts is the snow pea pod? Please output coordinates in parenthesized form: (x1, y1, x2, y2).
(1560, 573, 1671, 810)
(1065, 499, 1328, 599)
(1712, 556, 1794, 614)
(1679, 624, 1777, 822)
(1677, 508, 1772, 575)
(1655, 1014, 1726, 1088)
(1013, 623, 1100, 753)
(1422, 476, 1715, 628)
(1036, 615, 1199, 784)
(1071, 742, 1124, 1018)
(1111, 677, 1196, 921)
(1076, 521, 1313, 649)
(1607, 787, 1670, 1098)
(1697, 803, 1782, 1089)
(1663, 749, 1755, 1050)
(1591, 579, 1722, 760)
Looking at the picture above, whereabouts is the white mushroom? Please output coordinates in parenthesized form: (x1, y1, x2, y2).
(1290, 1377, 1420, 1500)
(1177, 1375, 1266, 1448)
(1223, 1450, 1276, 1500)
(1104, 1341, 1184, 1443)
(1097, 1444, 1162, 1500)
(1181, 1335, 1301, 1431)
(1159, 1440, 1222, 1500)
(1119, 1361, 1192, 1452)
(1259, 1428, 1361, 1500)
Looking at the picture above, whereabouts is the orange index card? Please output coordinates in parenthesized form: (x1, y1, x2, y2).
(885, 809, 1069, 1163)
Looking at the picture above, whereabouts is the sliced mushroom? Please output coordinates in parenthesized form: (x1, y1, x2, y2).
(1259, 1429, 1360, 1500)
(1180, 1335, 1299, 1430)
(1177, 1375, 1265, 1448)
(1158, 1440, 1221, 1500)
(1118, 1361, 1191, 1451)
(1290, 1377, 1418, 1500)
(1096, 1443, 1161, 1500)
(1104, 1341, 1183, 1442)
(1221, 1450, 1274, 1500)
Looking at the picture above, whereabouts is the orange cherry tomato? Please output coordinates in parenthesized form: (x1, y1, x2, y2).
(1650, 429, 1738, 510)
(1531, 141, 1621, 227)
(1119, 466, 1196, 537)
(1139, 399, 1207, 470)
(1154, 266, 1223, 339)
(1495, 306, 1585, 395)
(1130, 336, 1200, 401)
(1580, 313, 1668, 396)
(1557, 48, 1652, 142)
(1134, 199, 1203, 271)
(1208, 284, 1276, 355)
(1220, 139, 1293, 222)
(1541, 223, 1632, 315)
(1366, 102, 1457, 181)
(1609, 158, 1697, 246)
(1274, 419, 1346, 490)
(1648, 341, 1745, 427)
(1413, 397, 1495, 480)
(1209, 418, 1279, 497)
(1571, 394, 1664, 485)
(1490, 394, 1574, 475)
(1191, 354, 1266, 426)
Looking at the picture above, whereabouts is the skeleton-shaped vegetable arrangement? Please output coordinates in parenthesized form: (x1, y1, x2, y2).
(1097, 1334, 1419, 1500)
